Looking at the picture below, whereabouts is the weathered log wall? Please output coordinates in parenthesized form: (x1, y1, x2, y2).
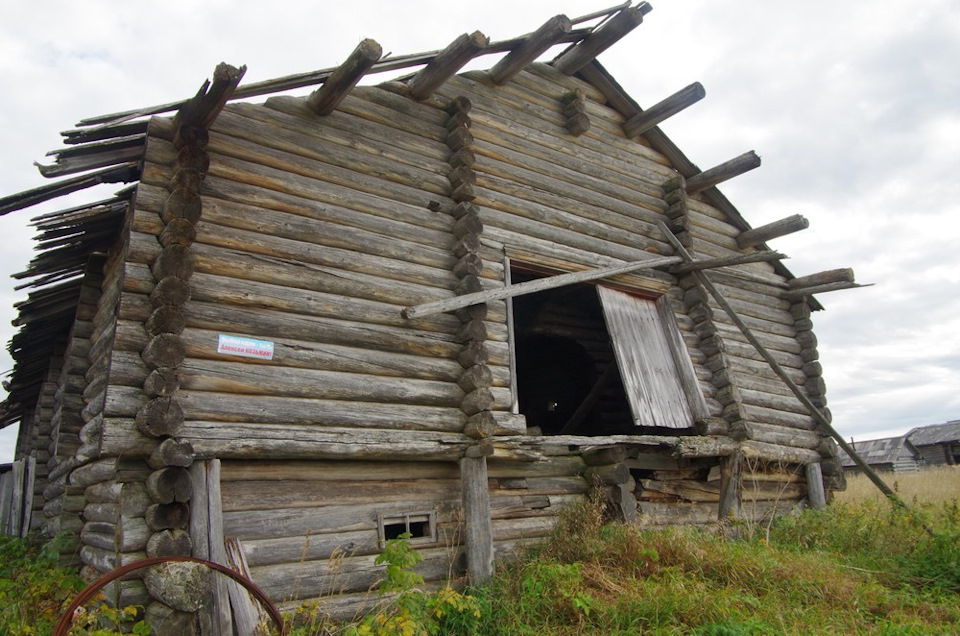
(40, 258, 105, 562)
(219, 459, 465, 609)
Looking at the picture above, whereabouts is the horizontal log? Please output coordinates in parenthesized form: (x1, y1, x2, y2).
(788, 268, 855, 289)
(220, 459, 458, 482)
(736, 214, 809, 249)
(623, 82, 706, 138)
(224, 499, 461, 541)
(637, 502, 717, 527)
(221, 477, 462, 512)
(175, 422, 476, 461)
(639, 479, 720, 503)
(553, 5, 649, 75)
(307, 39, 383, 115)
(176, 357, 466, 408)
(407, 31, 489, 100)
(242, 529, 382, 567)
(739, 440, 821, 465)
(734, 421, 820, 449)
(250, 546, 460, 601)
(488, 14, 572, 84)
(685, 151, 761, 195)
(445, 69, 673, 185)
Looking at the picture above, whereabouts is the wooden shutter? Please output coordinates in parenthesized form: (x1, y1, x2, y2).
(598, 286, 704, 429)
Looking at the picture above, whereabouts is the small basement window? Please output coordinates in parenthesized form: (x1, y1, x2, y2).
(377, 511, 436, 547)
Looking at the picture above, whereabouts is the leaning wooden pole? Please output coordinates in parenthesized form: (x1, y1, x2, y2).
(656, 222, 909, 510)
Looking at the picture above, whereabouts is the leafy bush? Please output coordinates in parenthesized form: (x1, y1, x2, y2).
(769, 500, 960, 594)
(0, 533, 146, 635)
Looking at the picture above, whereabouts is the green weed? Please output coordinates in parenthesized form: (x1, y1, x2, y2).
(0, 533, 147, 635)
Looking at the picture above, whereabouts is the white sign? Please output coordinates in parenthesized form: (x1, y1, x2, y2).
(217, 334, 274, 360)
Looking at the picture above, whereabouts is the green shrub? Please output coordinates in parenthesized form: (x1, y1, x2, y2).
(0, 533, 146, 635)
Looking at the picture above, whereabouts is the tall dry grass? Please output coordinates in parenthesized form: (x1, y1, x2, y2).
(834, 465, 960, 505)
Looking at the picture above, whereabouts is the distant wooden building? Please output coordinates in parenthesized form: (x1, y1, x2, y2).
(839, 436, 924, 474)
(0, 3, 860, 628)
(908, 420, 960, 466)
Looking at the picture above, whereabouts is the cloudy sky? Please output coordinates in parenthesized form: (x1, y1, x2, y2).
(1, 0, 958, 463)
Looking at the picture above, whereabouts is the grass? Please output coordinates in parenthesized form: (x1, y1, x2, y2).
(5, 466, 959, 634)
(835, 465, 960, 506)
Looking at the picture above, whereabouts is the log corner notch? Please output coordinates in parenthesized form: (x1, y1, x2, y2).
(552, 2, 652, 75)
(307, 39, 383, 116)
(172, 63, 247, 148)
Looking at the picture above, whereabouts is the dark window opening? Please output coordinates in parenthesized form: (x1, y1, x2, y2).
(377, 512, 435, 547)
(511, 268, 634, 437)
(511, 265, 703, 435)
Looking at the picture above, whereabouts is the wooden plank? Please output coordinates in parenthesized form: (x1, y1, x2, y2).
(403, 255, 681, 318)
(207, 460, 232, 634)
(460, 456, 494, 583)
(597, 286, 694, 429)
(225, 538, 267, 635)
(656, 297, 710, 420)
(806, 462, 827, 509)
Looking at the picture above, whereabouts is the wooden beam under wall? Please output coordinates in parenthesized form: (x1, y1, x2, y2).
(488, 15, 572, 84)
(718, 451, 742, 522)
(806, 462, 827, 509)
(736, 214, 809, 249)
(622, 82, 706, 138)
(552, 4, 651, 75)
(307, 39, 383, 115)
(685, 151, 761, 196)
(407, 32, 489, 101)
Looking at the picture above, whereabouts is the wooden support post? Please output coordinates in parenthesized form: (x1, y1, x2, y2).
(207, 460, 231, 634)
(553, 4, 651, 75)
(685, 151, 761, 196)
(736, 214, 809, 249)
(718, 451, 742, 521)
(407, 32, 489, 100)
(656, 221, 911, 511)
(806, 462, 827, 509)
(307, 39, 382, 115)
(488, 15, 572, 84)
(623, 82, 706, 138)
(460, 456, 493, 584)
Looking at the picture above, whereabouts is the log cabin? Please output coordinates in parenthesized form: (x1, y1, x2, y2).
(0, 2, 860, 628)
